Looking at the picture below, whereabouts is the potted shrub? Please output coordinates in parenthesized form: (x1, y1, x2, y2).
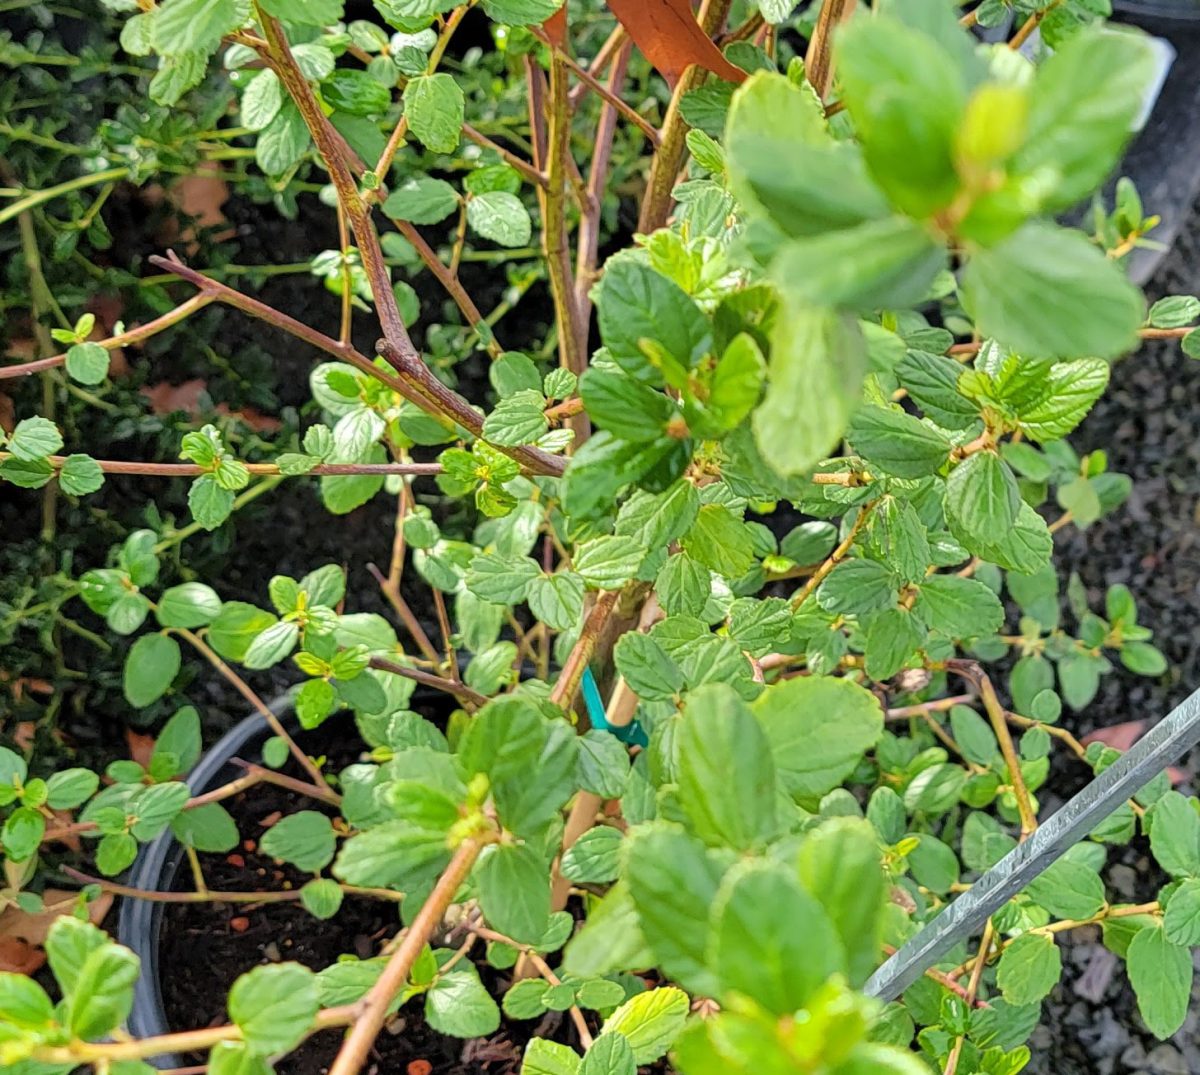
(4, 2, 1200, 1074)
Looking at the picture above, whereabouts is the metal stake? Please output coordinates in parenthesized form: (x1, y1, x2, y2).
(864, 685, 1200, 1001)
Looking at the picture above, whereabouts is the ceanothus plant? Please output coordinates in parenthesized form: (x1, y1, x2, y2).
(3, 2, 1200, 1075)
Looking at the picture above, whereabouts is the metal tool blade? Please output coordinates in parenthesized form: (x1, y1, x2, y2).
(863, 685, 1200, 1001)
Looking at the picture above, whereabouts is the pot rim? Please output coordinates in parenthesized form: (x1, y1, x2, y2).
(117, 694, 296, 1069)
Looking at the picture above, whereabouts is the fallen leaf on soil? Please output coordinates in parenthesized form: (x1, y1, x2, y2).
(0, 889, 114, 972)
(140, 378, 283, 432)
(1083, 720, 1188, 784)
(0, 390, 14, 435)
(230, 916, 250, 933)
(259, 811, 283, 828)
(13, 720, 38, 751)
(150, 163, 234, 254)
(606, 0, 747, 88)
(126, 728, 156, 768)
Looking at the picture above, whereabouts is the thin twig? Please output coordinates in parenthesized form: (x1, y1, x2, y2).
(369, 655, 487, 709)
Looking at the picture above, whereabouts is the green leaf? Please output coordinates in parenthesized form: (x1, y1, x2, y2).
(46, 768, 100, 810)
(152, 0, 245, 54)
(261, 811, 336, 872)
(522, 1038, 581, 1075)
(615, 480, 700, 552)
(601, 987, 689, 1065)
(1013, 29, 1159, 212)
(467, 191, 533, 247)
(483, 389, 549, 446)
(773, 217, 947, 311)
(816, 558, 897, 616)
(124, 634, 181, 707)
(228, 963, 319, 1055)
(294, 677, 336, 727)
(996, 932, 1061, 1005)
(188, 474, 235, 530)
(297, 878, 344, 920)
(712, 860, 845, 1015)
(467, 552, 540, 605)
(1149, 792, 1200, 878)
(207, 602, 277, 662)
(895, 350, 980, 430)
(613, 632, 682, 701)
(321, 68, 391, 116)
(677, 685, 777, 849)
(2, 807, 45, 861)
(0, 972, 54, 1028)
(403, 73, 464, 154)
(1149, 295, 1200, 329)
(580, 1034, 635, 1075)
(680, 504, 755, 578)
(0, 455, 54, 488)
(949, 706, 999, 766)
(796, 818, 886, 987)
(56, 453, 104, 496)
(751, 675, 883, 801)
(576, 731, 630, 798)
(752, 302, 865, 476)
(962, 222, 1144, 360)
(9, 416, 63, 460)
(209, 1042, 272, 1075)
(916, 575, 1005, 638)
(848, 406, 951, 478)
(594, 257, 710, 385)
(150, 50, 208, 107)
(255, 101, 311, 176)
(130, 781, 191, 840)
(259, 0, 344, 23)
(96, 833, 138, 875)
(945, 452, 1019, 545)
(574, 536, 644, 591)
(425, 968, 501, 1038)
(67, 940, 140, 1038)
(156, 583, 221, 628)
(243, 620, 300, 669)
(241, 69, 281, 131)
(65, 342, 111, 385)
(153, 706, 202, 775)
(477, 843, 550, 944)
(579, 369, 674, 443)
(624, 824, 724, 997)
(724, 71, 887, 237)
(1024, 859, 1106, 920)
(1161, 878, 1200, 947)
(865, 607, 924, 681)
(1017, 358, 1110, 443)
(334, 821, 451, 890)
(1128, 926, 1193, 1039)
(527, 572, 585, 630)
(171, 802, 240, 853)
(835, 9, 970, 217)
(1122, 641, 1168, 677)
(561, 826, 622, 884)
(480, 0, 562, 26)
(383, 175, 460, 225)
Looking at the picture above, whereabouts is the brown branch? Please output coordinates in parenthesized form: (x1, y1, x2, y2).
(549, 590, 621, 708)
(947, 660, 1037, 837)
(462, 123, 548, 186)
(7, 454, 440, 479)
(804, 0, 856, 101)
(0, 293, 215, 380)
(61, 867, 406, 905)
(531, 31, 660, 147)
(791, 503, 874, 609)
(326, 838, 489, 1075)
(369, 655, 488, 709)
(638, 0, 737, 233)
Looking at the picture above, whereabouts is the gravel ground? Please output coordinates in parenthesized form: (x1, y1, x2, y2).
(1023, 203, 1200, 1075)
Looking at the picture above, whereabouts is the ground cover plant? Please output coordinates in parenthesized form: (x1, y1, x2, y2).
(5, 1, 1200, 1073)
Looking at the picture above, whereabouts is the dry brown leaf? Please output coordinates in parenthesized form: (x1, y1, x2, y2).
(140, 378, 283, 433)
(606, 0, 746, 88)
(543, 6, 568, 48)
(0, 889, 114, 972)
(1082, 720, 1187, 784)
(126, 727, 156, 769)
(156, 162, 234, 253)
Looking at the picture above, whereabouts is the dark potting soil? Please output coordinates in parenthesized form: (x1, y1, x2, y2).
(156, 715, 586, 1075)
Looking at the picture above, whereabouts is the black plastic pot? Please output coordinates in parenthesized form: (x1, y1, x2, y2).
(118, 696, 295, 1069)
